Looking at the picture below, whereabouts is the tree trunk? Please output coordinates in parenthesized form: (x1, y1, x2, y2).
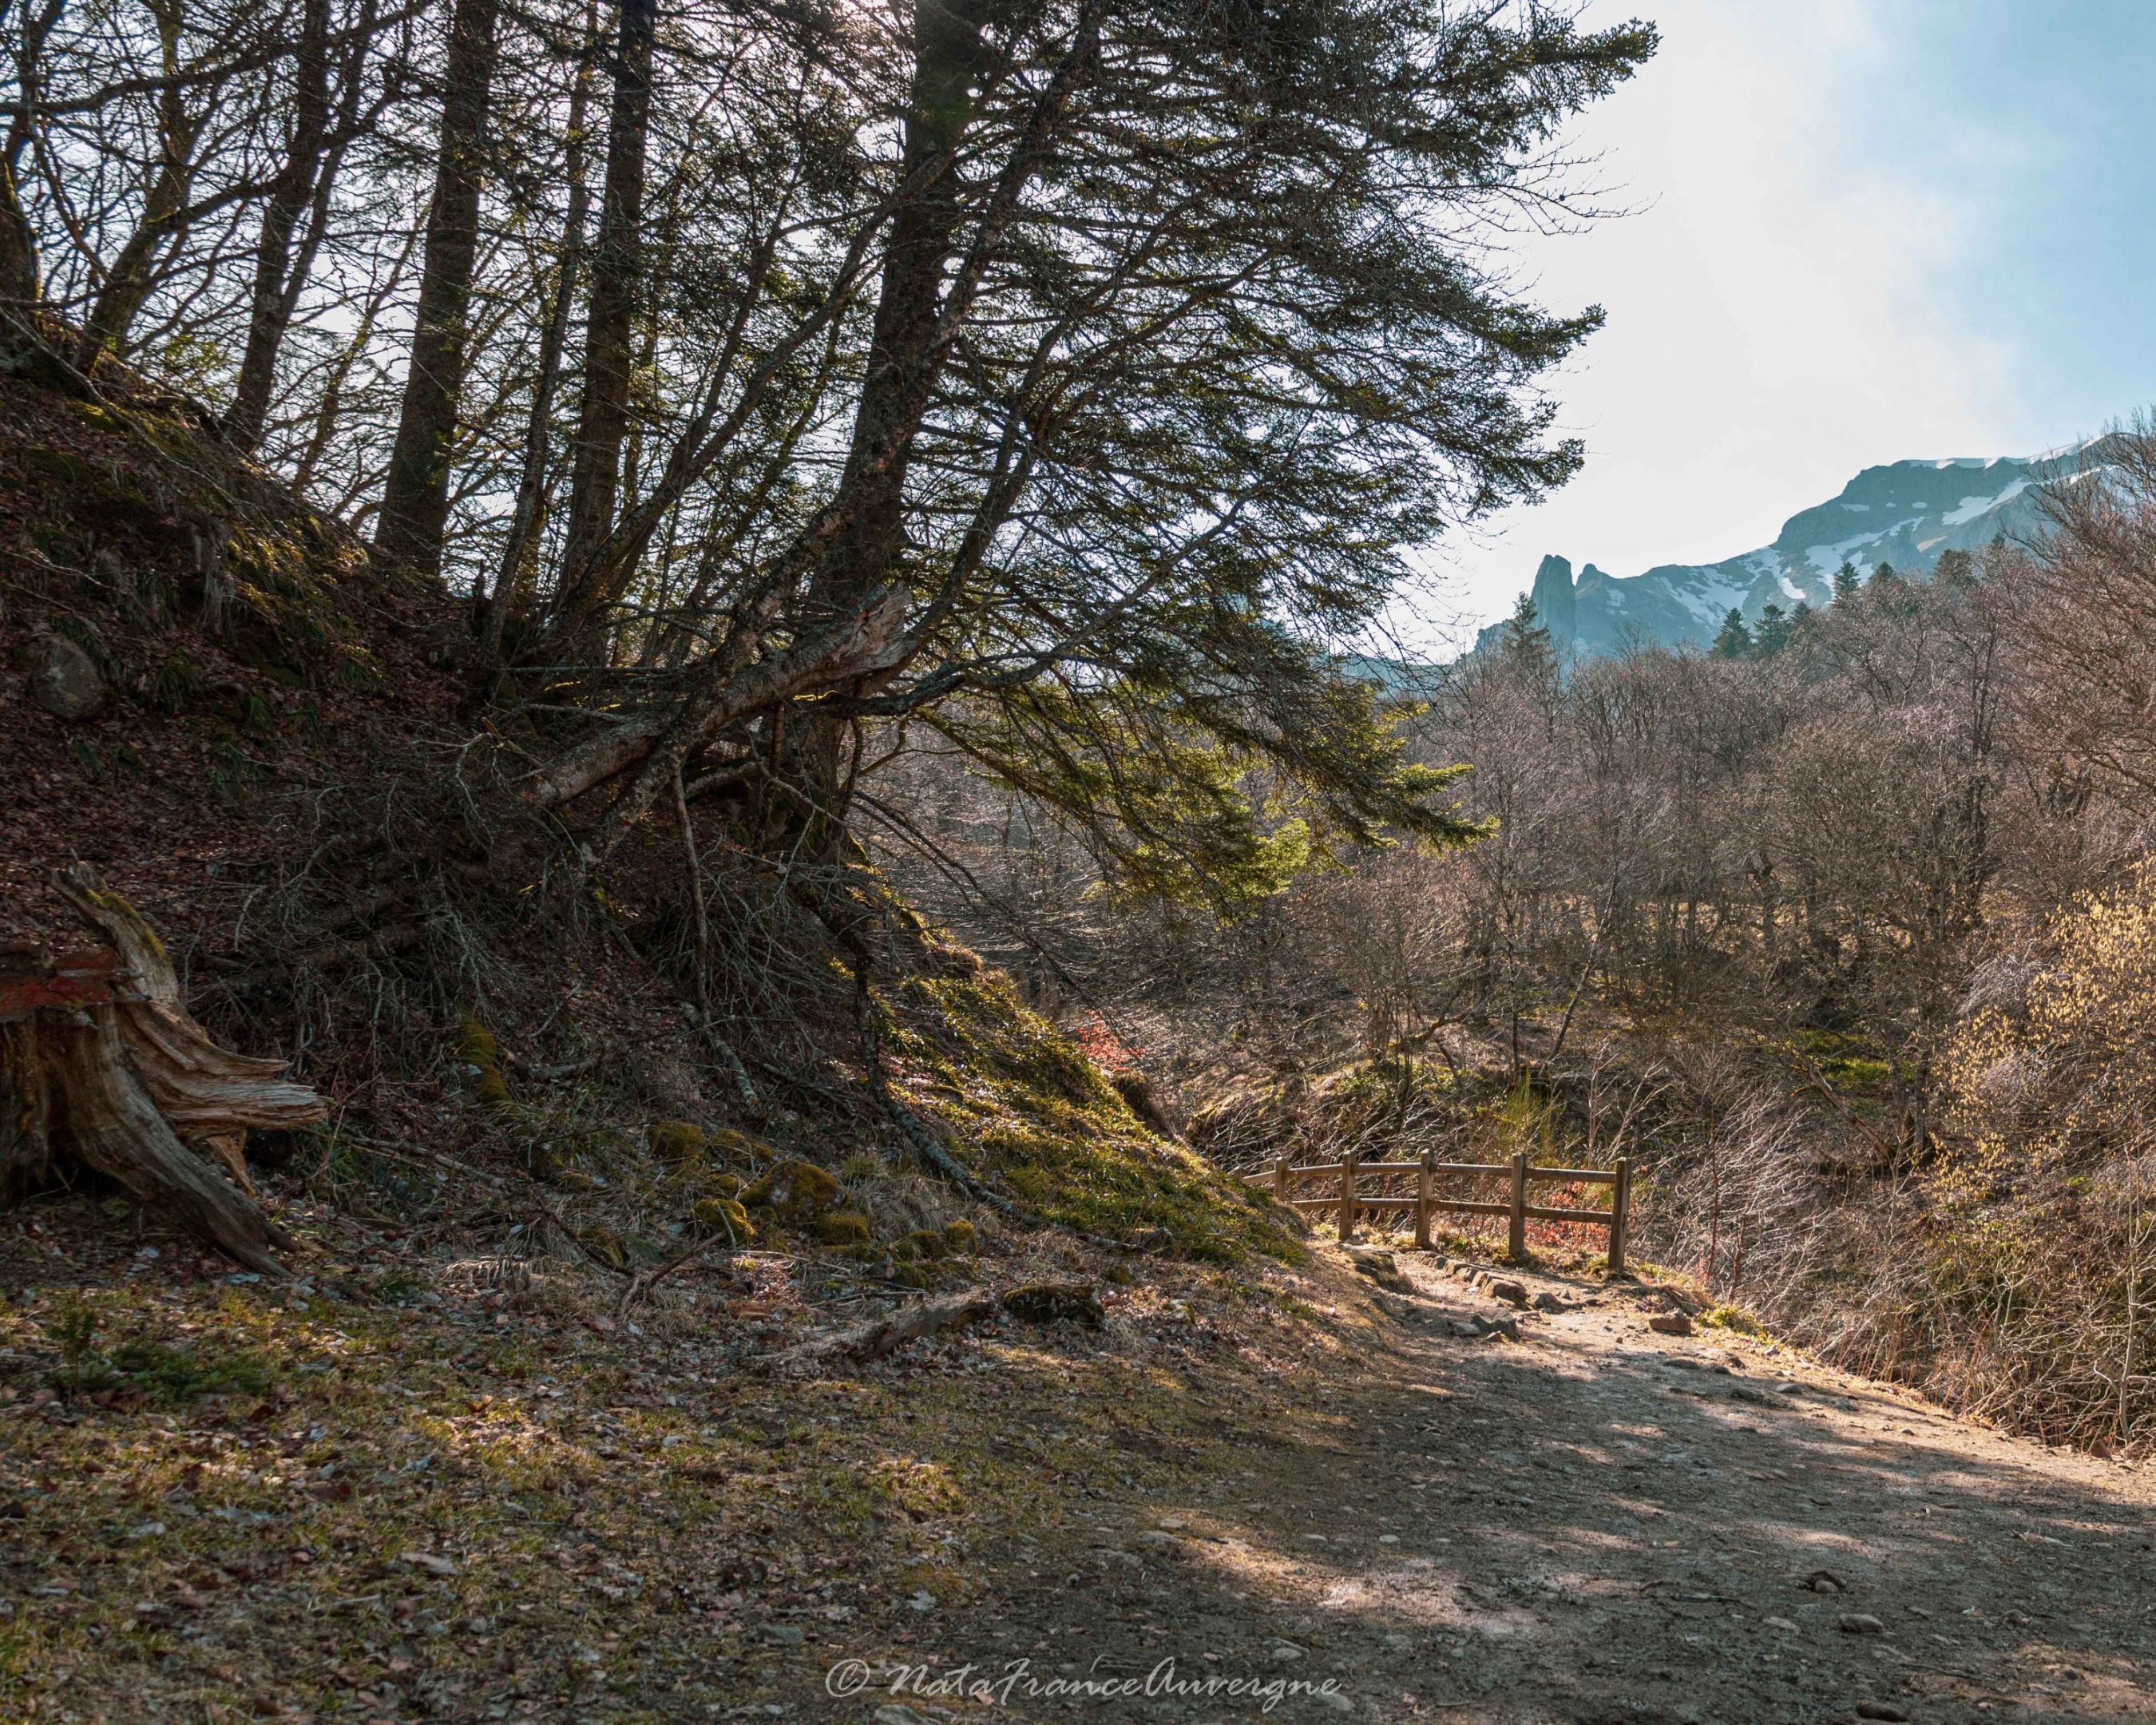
(549, 0, 656, 648)
(223, 0, 336, 452)
(772, 0, 994, 837)
(0, 866, 322, 1274)
(75, 0, 204, 371)
(0, 0, 61, 307)
(375, 0, 503, 577)
(478, 0, 599, 675)
(521, 0, 1096, 849)
(805, 0, 989, 600)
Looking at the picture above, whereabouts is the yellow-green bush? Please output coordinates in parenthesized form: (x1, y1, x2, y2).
(1943, 870, 2156, 1181)
(1921, 865, 2156, 1447)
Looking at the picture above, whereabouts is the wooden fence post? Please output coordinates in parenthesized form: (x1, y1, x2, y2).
(1338, 1150, 1358, 1244)
(1508, 1150, 1528, 1261)
(1608, 1156, 1631, 1274)
(1414, 1149, 1434, 1251)
(1274, 1152, 1290, 1204)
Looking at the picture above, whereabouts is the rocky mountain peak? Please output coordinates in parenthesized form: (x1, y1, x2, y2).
(1480, 442, 2106, 660)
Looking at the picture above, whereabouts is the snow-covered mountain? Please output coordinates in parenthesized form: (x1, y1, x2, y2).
(1482, 448, 2083, 659)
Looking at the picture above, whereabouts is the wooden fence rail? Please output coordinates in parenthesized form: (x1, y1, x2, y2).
(1241, 1148, 1631, 1272)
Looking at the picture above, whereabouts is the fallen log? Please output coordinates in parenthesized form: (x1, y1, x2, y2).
(0, 864, 323, 1272)
(766, 1287, 1000, 1370)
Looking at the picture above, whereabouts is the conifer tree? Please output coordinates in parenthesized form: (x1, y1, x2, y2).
(1711, 608, 1753, 659)
(375, 0, 505, 577)
(1833, 560, 1861, 602)
(1754, 603, 1790, 656)
(1500, 594, 1554, 660)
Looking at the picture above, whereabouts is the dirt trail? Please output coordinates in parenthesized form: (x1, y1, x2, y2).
(858, 1250, 2156, 1725)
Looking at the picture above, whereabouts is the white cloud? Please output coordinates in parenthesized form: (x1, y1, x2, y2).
(1408, 0, 2034, 648)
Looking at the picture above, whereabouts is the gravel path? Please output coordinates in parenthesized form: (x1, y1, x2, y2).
(882, 1250, 2156, 1725)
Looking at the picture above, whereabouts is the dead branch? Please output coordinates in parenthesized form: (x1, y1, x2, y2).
(763, 1287, 1000, 1369)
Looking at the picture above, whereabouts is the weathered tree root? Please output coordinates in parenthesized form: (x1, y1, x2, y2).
(0, 865, 323, 1273)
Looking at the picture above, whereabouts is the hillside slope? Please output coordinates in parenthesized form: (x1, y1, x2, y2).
(0, 367, 466, 954)
(0, 356, 1287, 1283)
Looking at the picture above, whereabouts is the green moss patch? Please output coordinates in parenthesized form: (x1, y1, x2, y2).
(741, 1159, 841, 1226)
(883, 973, 1302, 1265)
(459, 1013, 512, 1112)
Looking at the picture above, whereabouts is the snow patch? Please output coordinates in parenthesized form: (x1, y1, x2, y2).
(1804, 530, 1887, 573)
(1667, 570, 1750, 625)
(1942, 478, 2029, 526)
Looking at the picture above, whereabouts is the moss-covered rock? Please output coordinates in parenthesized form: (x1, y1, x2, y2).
(815, 1211, 873, 1247)
(741, 1158, 841, 1225)
(902, 1227, 950, 1261)
(708, 1127, 771, 1162)
(649, 1120, 710, 1168)
(941, 1218, 978, 1253)
(459, 1013, 511, 1112)
(691, 1197, 755, 1243)
(1002, 1281, 1105, 1328)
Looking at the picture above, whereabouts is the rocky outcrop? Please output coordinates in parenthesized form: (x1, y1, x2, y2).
(1528, 553, 1579, 638)
(18, 632, 106, 720)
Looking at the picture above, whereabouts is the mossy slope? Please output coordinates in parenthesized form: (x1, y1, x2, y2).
(884, 972, 1302, 1265)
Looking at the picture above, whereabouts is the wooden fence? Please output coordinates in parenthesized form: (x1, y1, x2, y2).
(1242, 1149, 1632, 1272)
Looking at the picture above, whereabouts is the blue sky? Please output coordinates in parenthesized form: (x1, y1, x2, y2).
(1413, 0, 2156, 648)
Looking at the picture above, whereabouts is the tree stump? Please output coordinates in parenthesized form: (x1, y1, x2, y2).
(0, 864, 322, 1272)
